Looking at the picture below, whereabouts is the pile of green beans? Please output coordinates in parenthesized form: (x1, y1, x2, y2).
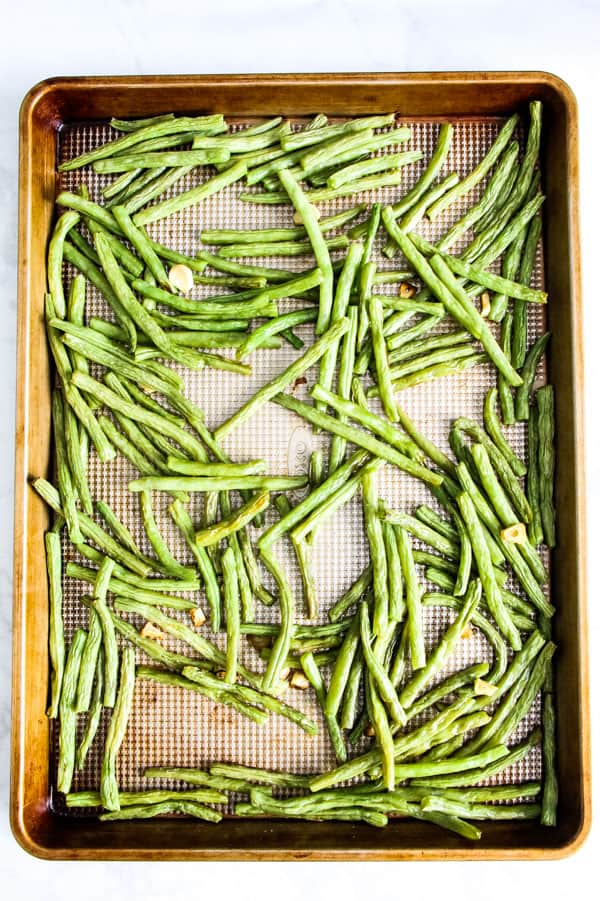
(37, 103, 557, 837)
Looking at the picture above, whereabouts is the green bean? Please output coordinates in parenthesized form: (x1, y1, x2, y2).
(102, 800, 222, 822)
(95, 146, 230, 173)
(512, 216, 543, 366)
(311, 385, 417, 458)
(327, 563, 372, 624)
(456, 492, 521, 650)
(277, 168, 333, 334)
(273, 393, 442, 487)
(300, 652, 347, 762)
(45, 531, 65, 719)
(63, 241, 137, 348)
(515, 332, 550, 421)
(215, 317, 348, 440)
(60, 115, 224, 171)
(48, 210, 80, 317)
(76, 649, 104, 770)
(395, 526, 425, 670)
(72, 371, 207, 461)
(197, 251, 300, 282)
(452, 418, 532, 523)
(372, 270, 414, 285)
(324, 613, 360, 719)
(328, 151, 420, 189)
(398, 172, 460, 236)
(202, 206, 365, 244)
(309, 695, 476, 791)
(316, 242, 363, 413)
(166, 458, 264, 478)
(68, 226, 101, 264)
(482, 387, 525, 476)
(216, 235, 348, 259)
(130, 160, 246, 226)
(182, 668, 316, 735)
(283, 115, 397, 153)
(219, 547, 240, 684)
(125, 165, 196, 214)
(168, 500, 221, 632)
(92, 233, 200, 368)
(95, 500, 139, 556)
(51, 390, 82, 545)
(144, 766, 255, 792)
(69, 786, 227, 807)
(382, 518, 404, 623)
(259, 549, 296, 693)
(99, 416, 162, 478)
(110, 205, 169, 288)
(107, 166, 172, 210)
(359, 468, 389, 637)
(103, 167, 144, 201)
(422, 594, 507, 685)
(340, 645, 365, 731)
(33, 477, 151, 576)
(273, 495, 317, 619)
(55, 321, 181, 394)
(367, 296, 398, 422)
(57, 191, 120, 234)
(427, 114, 519, 220)
(536, 386, 556, 548)
(209, 764, 312, 788)
(138, 490, 193, 579)
(382, 510, 459, 560)
(245, 170, 409, 206)
(470, 443, 549, 594)
(360, 603, 406, 725)
(328, 308, 360, 473)
(413, 726, 541, 788)
(63, 389, 92, 513)
(498, 312, 515, 425)
(75, 608, 103, 713)
(148, 311, 250, 332)
(130, 474, 305, 493)
(56, 629, 86, 793)
(487, 642, 555, 750)
(197, 492, 270, 547)
(386, 123, 454, 220)
(388, 330, 471, 367)
(406, 662, 490, 720)
(437, 142, 520, 251)
(365, 672, 396, 791)
(110, 113, 177, 133)
(527, 407, 544, 545)
(541, 692, 558, 826)
(85, 217, 145, 277)
(384, 312, 444, 353)
(384, 215, 520, 385)
(441, 784, 541, 803)
(487, 227, 527, 321)
(91, 557, 118, 707)
(454, 461, 549, 612)
(422, 795, 539, 822)
(400, 579, 481, 709)
(237, 308, 317, 359)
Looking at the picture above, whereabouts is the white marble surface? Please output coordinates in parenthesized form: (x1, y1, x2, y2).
(1, 0, 599, 895)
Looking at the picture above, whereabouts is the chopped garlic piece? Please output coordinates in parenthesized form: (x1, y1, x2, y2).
(140, 622, 167, 641)
(500, 522, 527, 545)
(289, 670, 309, 690)
(474, 677, 497, 697)
(293, 205, 320, 224)
(168, 263, 194, 294)
(480, 291, 491, 318)
(399, 281, 417, 299)
(189, 607, 206, 628)
(461, 624, 474, 640)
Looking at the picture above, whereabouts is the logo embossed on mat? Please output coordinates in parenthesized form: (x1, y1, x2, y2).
(287, 426, 314, 478)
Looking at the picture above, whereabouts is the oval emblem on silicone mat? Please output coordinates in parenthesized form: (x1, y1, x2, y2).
(287, 425, 314, 478)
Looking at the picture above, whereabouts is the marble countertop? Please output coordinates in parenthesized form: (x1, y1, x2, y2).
(1, 0, 598, 896)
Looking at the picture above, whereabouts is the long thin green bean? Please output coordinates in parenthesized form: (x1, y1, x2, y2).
(45, 532, 65, 719)
(57, 629, 87, 793)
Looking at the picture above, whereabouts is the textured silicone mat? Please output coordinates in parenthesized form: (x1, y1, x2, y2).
(51, 116, 547, 815)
